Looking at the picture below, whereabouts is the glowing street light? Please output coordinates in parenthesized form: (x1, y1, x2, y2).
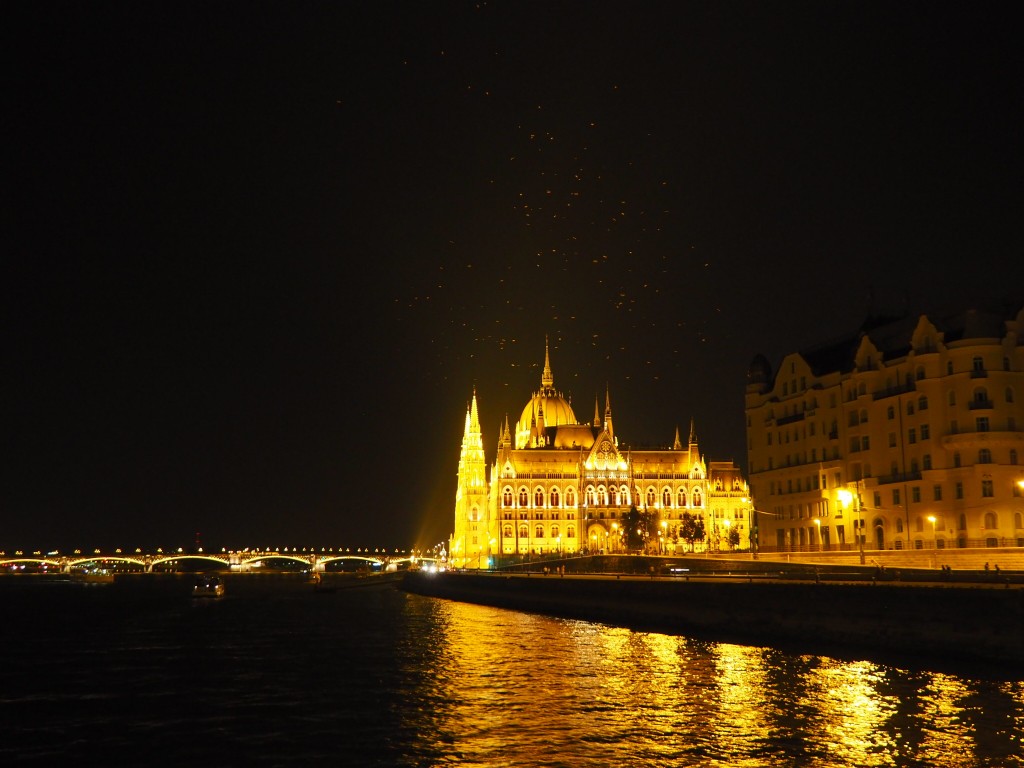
(838, 488, 864, 564)
(928, 515, 937, 550)
(814, 518, 821, 551)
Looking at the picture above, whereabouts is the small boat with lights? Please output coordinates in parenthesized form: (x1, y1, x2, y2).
(192, 575, 225, 598)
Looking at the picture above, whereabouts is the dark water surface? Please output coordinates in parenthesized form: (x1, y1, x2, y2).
(2, 577, 1022, 767)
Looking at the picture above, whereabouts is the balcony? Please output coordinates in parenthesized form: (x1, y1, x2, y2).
(968, 399, 994, 410)
(970, 369, 988, 379)
(875, 471, 922, 485)
(872, 382, 916, 401)
(777, 412, 806, 426)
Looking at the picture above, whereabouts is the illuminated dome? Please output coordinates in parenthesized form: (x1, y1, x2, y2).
(514, 341, 579, 449)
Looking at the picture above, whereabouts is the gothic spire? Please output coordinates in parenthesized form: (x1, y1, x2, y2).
(541, 335, 553, 390)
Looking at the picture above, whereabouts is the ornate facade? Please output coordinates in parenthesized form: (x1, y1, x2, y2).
(745, 305, 1024, 554)
(450, 344, 749, 568)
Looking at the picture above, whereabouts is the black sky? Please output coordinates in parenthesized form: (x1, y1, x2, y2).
(6, 1, 1024, 552)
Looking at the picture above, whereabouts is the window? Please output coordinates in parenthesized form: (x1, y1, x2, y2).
(919, 396, 928, 410)
(662, 488, 671, 507)
(954, 452, 961, 468)
(933, 484, 943, 501)
(984, 511, 997, 529)
(536, 525, 544, 538)
(908, 428, 917, 444)
(896, 518, 904, 533)
(955, 482, 963, 500)
(973, 356, 984, 372)
(551, 525, 559, 538)
(893, 489, 901, 505)
(920, 424, 930, 440)
(907, 401, 915, 416)
(979, 448, 992, 464)
(948, 391, 956, 406)
(1007, 387, 1015, 404)
(860, 409, 868, 424)
(1012, 449, 1019, 467)
(550, 489, 560, 507)
(916, 366, 925, 381)
(912, 487, 921, 503)
(959, 513, 966, 530)
(887, 405, 895, 420)
(535, 488, 544, 507)
(976, 417, 990, 432)
(982, 480, 994, 498)
(519, 488, 529, 507)
(503, 488, 513, 507)
(566, 488, 576, 507)
(861, 436, 870, 450)
(923, 454, 932, 470)
(567, 526, 575, 538)
(947, 361, 954, 375)
(888, 432, 897, 447)
(848, 411, 859, 427)
(873, 492, 881, 508)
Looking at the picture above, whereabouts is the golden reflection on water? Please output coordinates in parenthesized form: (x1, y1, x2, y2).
(403, 595, 1024, 767)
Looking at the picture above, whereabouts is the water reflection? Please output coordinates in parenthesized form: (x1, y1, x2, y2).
(401, 594, 1024, 767)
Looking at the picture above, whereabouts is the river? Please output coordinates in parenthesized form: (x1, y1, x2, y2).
(1, 577, 1021, 766)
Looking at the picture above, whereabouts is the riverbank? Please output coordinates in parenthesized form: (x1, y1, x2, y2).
(401, 568, 1024, 673)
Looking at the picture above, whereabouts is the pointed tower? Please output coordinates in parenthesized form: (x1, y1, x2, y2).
(452, 389, 490, 569)
(604, 385, 614, 439)
(673, 425, 682, 451)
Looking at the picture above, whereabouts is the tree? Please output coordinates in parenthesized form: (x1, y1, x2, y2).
(679, 512, 707, 553)
(726, 526, 740, 550)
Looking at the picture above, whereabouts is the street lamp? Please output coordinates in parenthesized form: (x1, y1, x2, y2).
(838, 488, 865, 564)
(928, 515, 937, 550)
(814, 518, 821, 551)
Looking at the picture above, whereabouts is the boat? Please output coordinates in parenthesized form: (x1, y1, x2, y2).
(192, 575, 225, 598)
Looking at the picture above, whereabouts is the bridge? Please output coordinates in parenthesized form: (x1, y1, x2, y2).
(0, 549, 427, 574)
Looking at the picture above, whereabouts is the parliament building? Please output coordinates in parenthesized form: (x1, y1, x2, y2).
(450, 344, 749, 569)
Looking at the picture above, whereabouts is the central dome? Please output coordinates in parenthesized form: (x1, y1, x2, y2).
(513, 341, 579, 448)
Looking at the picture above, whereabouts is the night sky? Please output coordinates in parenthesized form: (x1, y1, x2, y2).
(7, 2, 1024, 552)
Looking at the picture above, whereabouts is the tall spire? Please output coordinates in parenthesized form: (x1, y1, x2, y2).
(593, 394, 601, 427)
(689, 417, 697, 445)
(470, 387, 480, 432)
(541, 335, 553, 390)
(673, 425, 682, 450)
(604, 384, 614, 436)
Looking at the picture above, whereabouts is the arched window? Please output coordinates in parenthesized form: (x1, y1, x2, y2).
(610, 486, 619, 505)
(915, 516, 924, 532)
(896, 518, 904, 533)
(621, 486, 631, 506)
(551, 525, 559, 539)
(519, 525, 528, 539)
(692, 488, 703, 507)
(535, 525, 544, 539)
(567, 526, 575, 538)
(599, 486, 609, 505)
(662, 488, 672, 507)
(503, 488, 513, 507)
(586, 486, 596, 506)
(534, 488, 544, 507)
(984, 512, 997, 530)
(519, 488, 529, 507)
(979, 448, 992, 464)
(549, 488, 560, 507)
(503, 525, 513, 538)
(646, 488, 656, 507)
(566, 488, 576, 507)
(678, 488, 687, 507)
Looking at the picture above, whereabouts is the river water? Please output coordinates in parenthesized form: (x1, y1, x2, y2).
(1, 577, 1022, 767)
